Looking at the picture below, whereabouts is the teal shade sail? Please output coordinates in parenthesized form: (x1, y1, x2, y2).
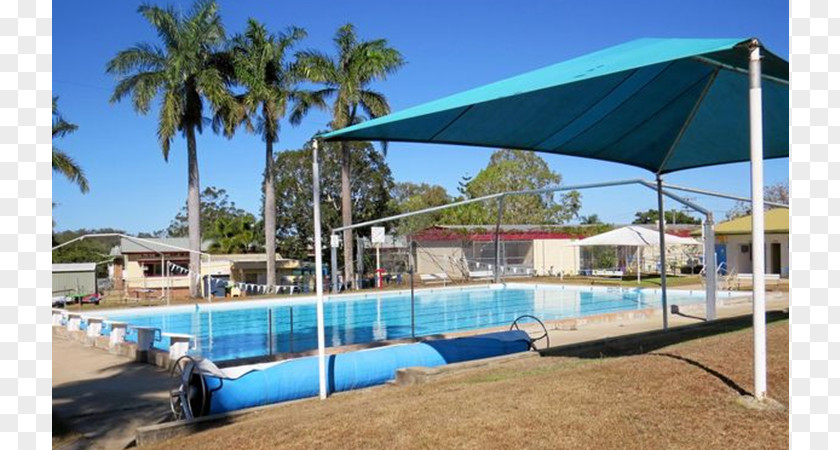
(322, 38, 789, 174)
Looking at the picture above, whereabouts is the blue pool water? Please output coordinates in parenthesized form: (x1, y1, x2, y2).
(101, 285, 717, 362)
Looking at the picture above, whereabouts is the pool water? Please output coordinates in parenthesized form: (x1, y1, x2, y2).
(102, 284, 718, 362)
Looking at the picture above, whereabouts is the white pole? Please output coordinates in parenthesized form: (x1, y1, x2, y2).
(312, 139, 328, 400)
(376, 244, 381, 288)
(656, 175, 669, 330)
(703, 215, 716, 320)
(636, 247, 641, 284)
(748, 41, 767, 400)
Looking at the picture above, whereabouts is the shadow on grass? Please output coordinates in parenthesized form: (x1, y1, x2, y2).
(651, 352, 750, 396)
(539, 310, 788, 359)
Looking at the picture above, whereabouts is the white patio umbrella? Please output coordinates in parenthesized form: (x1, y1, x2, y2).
(574, 226, 700, 283)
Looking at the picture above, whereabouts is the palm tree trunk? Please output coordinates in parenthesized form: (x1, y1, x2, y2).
(187, 126, 201, 298)
(264, 139, 277, 289)
(341, 141, 354, 288)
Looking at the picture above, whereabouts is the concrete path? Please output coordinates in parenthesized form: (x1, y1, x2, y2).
(53, 337, 171, 449)
(540, 291, 789, 349)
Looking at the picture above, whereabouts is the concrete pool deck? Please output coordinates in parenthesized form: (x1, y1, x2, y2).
(53, 291, 788, 448)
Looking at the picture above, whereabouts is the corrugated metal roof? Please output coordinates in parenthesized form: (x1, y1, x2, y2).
(53, 263, 97, 272)
(118, 237, 212, 254)
(712, 208, 789, 235)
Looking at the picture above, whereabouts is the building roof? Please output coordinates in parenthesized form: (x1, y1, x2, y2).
(117, 237, 212, 254)
(412, 224, 699, 242)
(708, 208, 789, 236)
(53, 263, 97, 273)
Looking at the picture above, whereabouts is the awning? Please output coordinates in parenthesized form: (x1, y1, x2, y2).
(322, 38, 788, 174)
(574, 225, 699, 247)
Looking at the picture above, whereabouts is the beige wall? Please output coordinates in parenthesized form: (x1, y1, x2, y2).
(532, 239, 580, 276)
(415, 241, 469, 278)
(721, 233, 789, 277)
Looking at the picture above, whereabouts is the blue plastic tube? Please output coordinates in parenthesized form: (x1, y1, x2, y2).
(202, 330, 531, 415)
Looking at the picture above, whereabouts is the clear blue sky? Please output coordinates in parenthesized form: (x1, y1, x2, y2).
(53, 0, 789, 234)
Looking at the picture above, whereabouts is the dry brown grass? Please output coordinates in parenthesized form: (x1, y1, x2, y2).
(148, 319, 788, 450)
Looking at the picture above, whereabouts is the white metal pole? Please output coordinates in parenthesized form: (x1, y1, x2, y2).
(703, 215, 717, 320)
(376, 245, 381, 288)
(748, 41, 767, 400)
(312, 139, 328, 400)
(656, 175, 669, 330)
(636, 247, 641, 284)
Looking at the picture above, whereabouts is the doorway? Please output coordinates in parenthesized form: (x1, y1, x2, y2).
(769, 243, 781, 274)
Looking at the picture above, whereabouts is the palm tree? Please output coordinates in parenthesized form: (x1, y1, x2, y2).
(207, 215, 259, 254)
(52, 97, 89, 193)
(225, 19, 323, 289)
(297, 23, 404, 287)
(106, 0, 233, 297)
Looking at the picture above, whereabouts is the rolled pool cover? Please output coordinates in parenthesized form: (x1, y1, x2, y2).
(194, 330, 532, 416)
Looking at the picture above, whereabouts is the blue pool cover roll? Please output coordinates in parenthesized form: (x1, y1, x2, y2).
(203, 330, 532, 415)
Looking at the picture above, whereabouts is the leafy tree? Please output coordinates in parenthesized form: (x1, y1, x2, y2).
(52, 97, 89, 193)
(106, 0, 234, 297)
(726, 181, 789, 220)
(166, 186, 251, 238)
(206, 214, 259, 254)
(389, 182, 452, 234)
(442, 149, 581, 225)
(297, 23, 405, 286)
(273, 140, 395, 261)
(223, 19, 323, 287)
(580, 214, 602, 225)
(632, 209, 701, 225)
(52, 228, 126, 278)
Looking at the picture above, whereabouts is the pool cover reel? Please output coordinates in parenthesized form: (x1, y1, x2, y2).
(172, 328, 537, 419)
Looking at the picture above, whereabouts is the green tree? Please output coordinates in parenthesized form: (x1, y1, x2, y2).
(206, 214, 259, 254)
(443, 149, 581, 225)
(224, 19, 323, 288)
(273, 140, 395, 261)
(297, 23, 404, 286)
(580, 214, 602, 225)
(166, 186, 251, 238)
(389, 182, 452, 234)
(632, 209, 701, 225)
(52, 97, 89, 193)
(106, 0, 234, 297)
(726, 181, 789, 220)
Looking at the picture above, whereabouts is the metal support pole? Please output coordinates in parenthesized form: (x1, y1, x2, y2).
(493, 196, 505, 283)
(330, 237, 339, 293)
(312, 139, 328, 399)
(289, 307, 294, 353)
(703, 214, 717, 321)
(748, 41, 767, 400)
(267, 308, 273, 356)
(410, 267, 416, 339)
(656, 175, 669, 330)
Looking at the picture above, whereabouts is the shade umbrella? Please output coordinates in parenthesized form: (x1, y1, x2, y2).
(574, 225, 700, 283)
(319, 37, 788, 400)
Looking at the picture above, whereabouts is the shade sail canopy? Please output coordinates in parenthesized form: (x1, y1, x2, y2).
(322, 38, 788, 174)
(575, 226, 699, 247)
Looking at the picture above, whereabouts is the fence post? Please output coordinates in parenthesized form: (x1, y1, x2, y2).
(410, 267, 415, 339)
(267, 308, 273, 356)
(493, 195, 505, 283)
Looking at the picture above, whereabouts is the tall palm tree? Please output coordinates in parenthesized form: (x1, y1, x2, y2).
(225, 19, 323, 289)
(106, 0, 233, 297)
(52, 97, 89, 193)
(297, 23, 404, 287)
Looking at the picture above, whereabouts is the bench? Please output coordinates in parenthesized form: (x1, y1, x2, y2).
(469, 270, 495, 281)
(592, 269, 624, 278)
(420, 273, 449, 286)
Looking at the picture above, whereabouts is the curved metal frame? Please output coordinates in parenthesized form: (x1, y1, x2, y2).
(510, 315, 550, 351)
(169, 355, 208, 420)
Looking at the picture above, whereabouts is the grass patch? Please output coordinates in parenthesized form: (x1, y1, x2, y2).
(148, 316, 788, 450)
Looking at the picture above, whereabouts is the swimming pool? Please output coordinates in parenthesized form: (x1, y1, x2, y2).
(100, 284, 730, 362)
